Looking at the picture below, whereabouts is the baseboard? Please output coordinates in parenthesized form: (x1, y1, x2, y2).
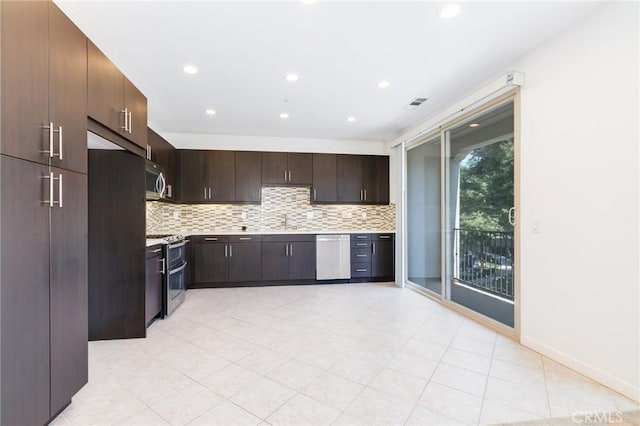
(521, 335, 640, 402)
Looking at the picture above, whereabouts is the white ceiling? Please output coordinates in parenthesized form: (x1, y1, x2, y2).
(56, 1, 601, 143)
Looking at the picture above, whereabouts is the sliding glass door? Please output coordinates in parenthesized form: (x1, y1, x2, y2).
(406, 137, 441, 295)
(405, 98, 516, 328)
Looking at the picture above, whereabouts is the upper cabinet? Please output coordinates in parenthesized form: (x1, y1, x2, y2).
(1, 1, 87, 174)
(262, 152, 312, 185)
(87, 41, 147, 149)
(337, 155, 389, 204)
(312, 154, 338, 203)
(177, 150, 261, 203)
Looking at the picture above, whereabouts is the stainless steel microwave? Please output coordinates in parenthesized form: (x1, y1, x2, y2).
(145, 160, 166, 200)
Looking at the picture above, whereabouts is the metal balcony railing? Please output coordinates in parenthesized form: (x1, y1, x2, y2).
(454, 228, 514, 301)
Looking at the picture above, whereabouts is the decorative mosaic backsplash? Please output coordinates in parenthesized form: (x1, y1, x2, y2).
(147, 187, 395, 234)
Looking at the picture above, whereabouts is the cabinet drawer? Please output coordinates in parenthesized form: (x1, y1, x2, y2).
(351, 248, 371, 262)
(351, 263, 371, 278)
(229, 235, 262, 243)
(351, 234, 371, 241)
(351, 240, 371, 249)
(190, 235, 231, 243)
(373, 233, 394, 240)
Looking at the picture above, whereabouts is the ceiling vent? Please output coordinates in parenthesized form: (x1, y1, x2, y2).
(408, 97, 428, 107)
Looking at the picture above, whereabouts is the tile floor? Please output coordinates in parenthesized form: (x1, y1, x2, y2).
(52, 283, 638, 426)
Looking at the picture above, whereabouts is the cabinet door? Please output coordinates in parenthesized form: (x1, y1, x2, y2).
(209, 151, 236, 202)
(145, 252, 163, 325)
(262, 242, 290, 281)
(193, 243, 228, 283)
(312, 154, 337, 202)
(289, 241, 316, 280)
(87, 40, 124, 133)
(50, 167, 88, 416)
(235, 151, 261, 203)
(337, 155, 363, 203)
(372, 238, 394, 278)
(229, 242, 262, 282)
(262, 152, 287, 185)
(124, 78, 148, 148)
(362, 156, 389, 204)
(178, 150, 207, 202)
(49, 4, 87, 174)
(288, 153, 313, 185)
(0, 156, 51, 426)
(0, 0, 49, 165)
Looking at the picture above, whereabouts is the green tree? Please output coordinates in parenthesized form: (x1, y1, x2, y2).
(459, 139, 514, 231)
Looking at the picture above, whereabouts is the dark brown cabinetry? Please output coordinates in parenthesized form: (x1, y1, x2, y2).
(145, 245, 164, 325)
(148, 128, 177, 199)
(337, 155, 389, 204)
(262, 235, 316, 281)
(88, 41, 147, 149)
(177, 150, 261, 203)
(0, 156, 88, 425)
(312, 154, 338, 202)
(350, 233, 395, 280)
(192, 235, 262, 286)
(1, 0, 87, 174)
(262, 152, 313, 185)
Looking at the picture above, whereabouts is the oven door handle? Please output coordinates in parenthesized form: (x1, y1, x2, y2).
(168, 241, 187, 249)
(168, 262, 187, 275)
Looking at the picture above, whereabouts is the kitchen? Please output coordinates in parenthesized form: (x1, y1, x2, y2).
(1, 1, 638, 425)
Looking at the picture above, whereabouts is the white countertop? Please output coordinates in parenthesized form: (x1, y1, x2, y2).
(146, 239, 167, 247)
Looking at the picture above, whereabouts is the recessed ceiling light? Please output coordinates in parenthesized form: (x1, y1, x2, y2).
(377, 80, 390, 89)
(347, 116, 356, 122)
(183, 64, 198, 74)
(285, 73, 299, 82)
(280, 113, 289, 119)
(205, 109, 216, 116)
(439, 3, 461, 19)
(469, 123, 480, 128)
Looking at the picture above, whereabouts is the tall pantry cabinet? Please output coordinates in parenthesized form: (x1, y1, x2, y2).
(0, 1, 88, 425)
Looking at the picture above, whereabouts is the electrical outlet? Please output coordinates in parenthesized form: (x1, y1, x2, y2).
(306, 211, 314, 219)
(342, 211, 352, 219)
(173, 211, 180, 219)
(362, 212, 367, 220)
(241, 211, 247, 219)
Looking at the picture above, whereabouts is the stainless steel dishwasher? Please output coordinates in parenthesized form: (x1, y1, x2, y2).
(316, 234, 351, 280)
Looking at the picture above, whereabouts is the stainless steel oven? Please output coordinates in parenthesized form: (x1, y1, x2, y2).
(165, 237, 187, 316)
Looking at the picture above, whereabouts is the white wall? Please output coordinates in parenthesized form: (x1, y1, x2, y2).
(392, 1, 639, 400)
(159, 132, 386, 155)
(514, 2, 639, 400)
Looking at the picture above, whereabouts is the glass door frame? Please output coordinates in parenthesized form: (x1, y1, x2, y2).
(402, 89, 521, 338)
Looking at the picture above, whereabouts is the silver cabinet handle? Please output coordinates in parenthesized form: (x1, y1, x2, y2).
(224, 245, 228, 257)
(284, 170, 287, 181)
(128, 111, 133, 134)
(57, 174, 63, 208)
(209, 188, 212, 199)
(121, 108, 128, 132)
(204, 188, 207, 199)
(160, 258, 165, 274)
(356, 243, 367, 246)
(378, 235, 391, 239)
(166, 184, 172, 198)
(285, 244, 289, 256)
(289, 244, 293, 256)
(288, 171, 291, 182)
(360, 189, 363, 201)
(151, 248, 162, 253)
(42, 122, 54, 158)
(56, 125, 63, 160)
(239, 237, 251, 240)
(42, 172, 54, 207)
(356, 269, 367, 272)
(364, 189, 366, 201)
(229, 245, 232, 257)
(372, 242, 376, 254)
(508, 207, 516, 226)
(146, 145, 151, 160)
(356, 254, 367, 257)
(356, 236, 367, 239)
(205, 237, 218, 241)
(313, 188, 316, 200)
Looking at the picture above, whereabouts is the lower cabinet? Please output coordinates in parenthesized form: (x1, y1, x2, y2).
(145, 245, 164, 325)
(262, 235, 316, 281)
(193, 235, 262, 285)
